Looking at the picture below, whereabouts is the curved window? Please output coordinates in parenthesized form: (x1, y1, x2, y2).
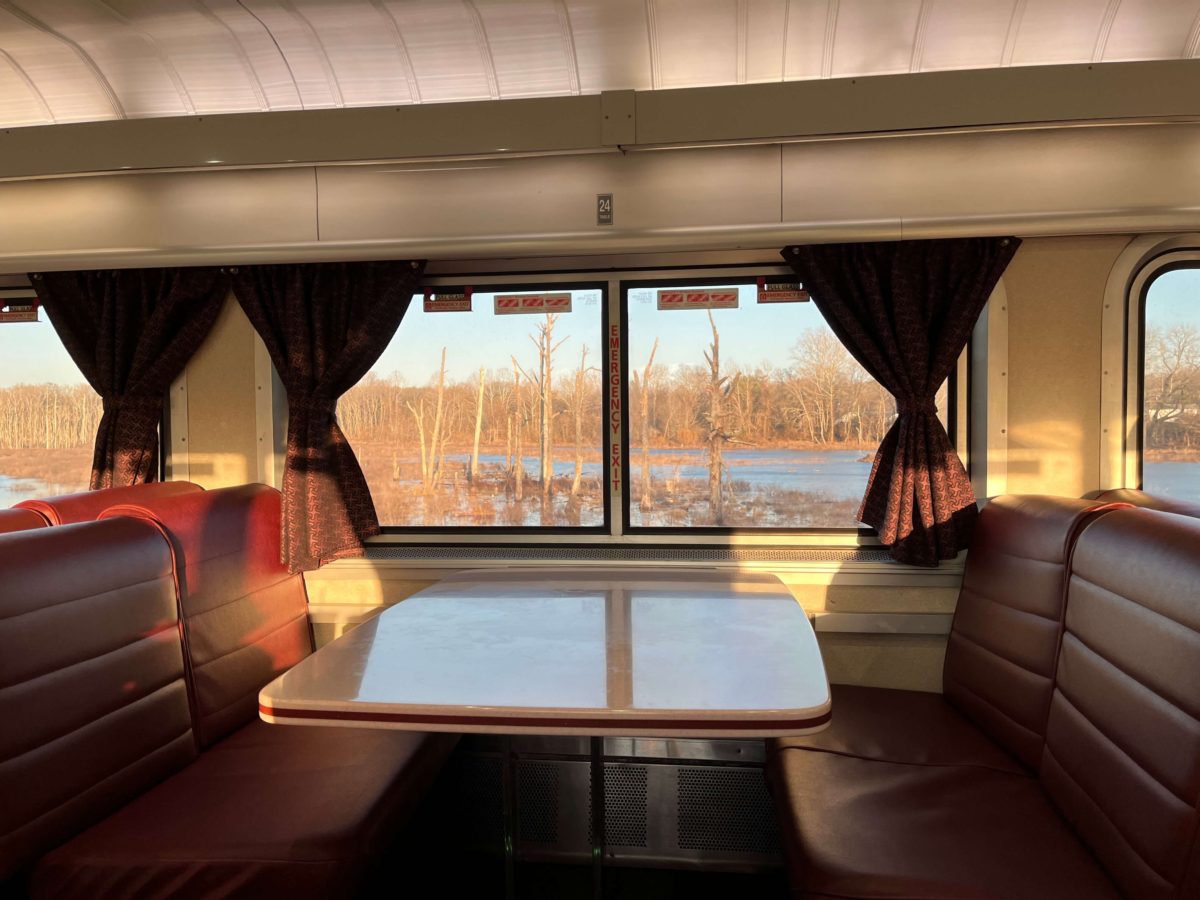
(1141, 265, 1200, 503)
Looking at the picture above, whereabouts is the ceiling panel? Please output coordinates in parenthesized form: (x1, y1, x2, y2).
(384, 0, 494, 103)
(0, 0, 1197, 130)
(0, 7, 114, 124)
(0, 51, 49, 125)
(1102, 0, 1200, 61)
(20, 0, 192, 118)
(919, 0, 1016, 72)
(744, 0, 789, 83)
(830, 0, 924, 77)
(1007, 0, 1114, 65)
(290, 1, 416, 107)
(565, 0, 651, 93)
(237, 1, 342, 108)
(474, 0, 576, 98)
(202, 0, 305, 110)
(782, 0, 832, 80)
(105, 0, 267, 114)
(650, 0, 739, 89)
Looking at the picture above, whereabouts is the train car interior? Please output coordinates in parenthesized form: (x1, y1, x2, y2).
(1, 2, 1199, 898)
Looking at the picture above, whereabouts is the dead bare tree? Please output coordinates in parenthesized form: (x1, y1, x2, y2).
(519, 314, 567, 504)
(469, 366, 485, 482)
(510, 358, 524, 501)
(570, 345, 592, 497)
(405, 347, 448, 495)
(633, 338, 659, 512)
(703, 311, 737, 525)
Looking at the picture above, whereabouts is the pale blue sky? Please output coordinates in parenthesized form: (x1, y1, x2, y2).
(371, 282, 831, 386)
(0, 317, 82, 387)
(1146, 268, 1200, 328)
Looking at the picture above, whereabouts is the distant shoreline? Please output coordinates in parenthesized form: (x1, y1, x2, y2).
(1144, 449, 1200, 463)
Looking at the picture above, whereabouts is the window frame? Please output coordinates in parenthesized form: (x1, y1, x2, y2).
(354, 259, 965, 548)
(1131, 253, 1200, 491)
(372, 277, 613, 538)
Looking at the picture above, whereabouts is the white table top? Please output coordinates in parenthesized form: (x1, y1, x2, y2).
(260, 568, 831, 738)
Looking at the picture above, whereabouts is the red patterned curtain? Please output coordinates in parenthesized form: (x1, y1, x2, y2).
(230, 260, 425, 572)
(782, 237, 1020, 566)
(31, 268, 227, 490)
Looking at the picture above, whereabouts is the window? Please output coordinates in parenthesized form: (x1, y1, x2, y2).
(1141, 265, 1200, 503)
(348, 267, 956, 538)
(624, 277, 949, 531)
(341, 283, 606, 529)
(0, 293, 99, 506)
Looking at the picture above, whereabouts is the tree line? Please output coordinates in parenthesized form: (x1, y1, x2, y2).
(339, 324, 898, 463)
(0, 383, 101, 450)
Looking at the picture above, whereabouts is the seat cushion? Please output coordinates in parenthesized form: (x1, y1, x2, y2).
(15, 481, 202, 525)
(768, 748, 1121, 900)
(30, 721, 459, 900)
(770, 684, 1025, 775)
(0, 507, 46, 533)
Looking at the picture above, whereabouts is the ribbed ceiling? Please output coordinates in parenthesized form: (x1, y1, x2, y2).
(1, 0, 1198, 128)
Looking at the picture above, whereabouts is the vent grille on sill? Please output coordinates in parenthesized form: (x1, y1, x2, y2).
(366, 545, 893, 564)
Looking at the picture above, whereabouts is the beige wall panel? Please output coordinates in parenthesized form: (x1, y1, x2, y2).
(782, 124, 1200, 229)
(316, 146, 782, 242)
(182, 295, 260, 490)
(812, 584, 960, 615)
(818, 633, 947, 693)
(1003, 235, 1132, 497)
(0, 167, 316, 266)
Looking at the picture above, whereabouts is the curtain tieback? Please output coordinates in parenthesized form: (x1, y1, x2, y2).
(102, 395, 164, 414)
(896, 399, 938, 416)
(290, 396, 338, 416)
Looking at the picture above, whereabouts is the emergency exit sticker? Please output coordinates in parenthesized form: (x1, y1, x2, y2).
(0, 301, 38, 323)
(494, 293, 573, 315)
(756, 278, 810, 303)
(656, 289, 739, 311)
(423, 288, 472, 312)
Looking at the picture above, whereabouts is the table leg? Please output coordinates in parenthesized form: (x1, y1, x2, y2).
(502, 736, 517, 900)
(590, 736, 605, 900)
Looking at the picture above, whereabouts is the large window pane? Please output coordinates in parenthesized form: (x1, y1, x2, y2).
(341, 286, 605, 528)
(0, 304, 98, 505)
(1143, 267, 1200, 503)
(626, 281, 905, 529)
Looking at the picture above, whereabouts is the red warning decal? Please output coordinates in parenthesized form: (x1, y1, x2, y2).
(423, 288, 472, 313)
(756, 277, 810, 303)
(494, 293, 574, 315)
(656, 289, 739, 310)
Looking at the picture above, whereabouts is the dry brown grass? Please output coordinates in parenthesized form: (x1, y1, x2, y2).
(0, 447, 92, 494)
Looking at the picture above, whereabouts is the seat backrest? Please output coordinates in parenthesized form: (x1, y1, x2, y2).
(101, 484, 312, 748)
(1042, 508, 1200, 900)
(943, 495, 1126, 770)
(1094, 487, 1200, 520)
(0, 507, 48, 533)
(0, 519, 195, 881)
(15, 480, 203, 525)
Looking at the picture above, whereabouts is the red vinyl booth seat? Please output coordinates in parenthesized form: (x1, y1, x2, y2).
(3, 484, 457, 900)
(1094, 487, 1200, 519)
(0, 519, 194, 883)
(768, 501, 1200, 899)
(0, 507, 48, 533)
(15, 480, 203, 526)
